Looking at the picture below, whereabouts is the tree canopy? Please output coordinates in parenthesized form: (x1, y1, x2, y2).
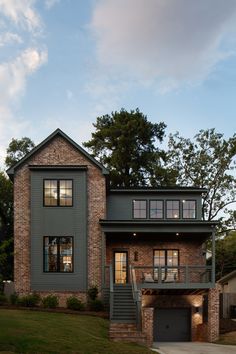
(167, 129, 236, 224)
(5, 137, 35, 168)
(83, 108, 175, 187)
(215, 231, 236, 279)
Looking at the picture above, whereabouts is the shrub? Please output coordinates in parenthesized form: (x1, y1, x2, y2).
(0, 293, 8, 305)
(18, 293, 41, 307)
(10, 292, 19, 305)
(66, 296, 85, 311)
(88, 299, 104, 312)
(87, 286, 98, 301)
(42, 295, 58, 308)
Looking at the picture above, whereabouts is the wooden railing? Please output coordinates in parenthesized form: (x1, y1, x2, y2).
(130, 265, 141, 330)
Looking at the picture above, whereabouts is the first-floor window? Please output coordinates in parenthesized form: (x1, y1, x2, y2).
(44, 236, 73, 272)
(154, 249, 179, 281)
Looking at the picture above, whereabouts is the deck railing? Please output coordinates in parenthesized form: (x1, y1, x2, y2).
(130, 265, 141, 330)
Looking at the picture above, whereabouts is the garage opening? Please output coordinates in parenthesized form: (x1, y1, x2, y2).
(154, 308, 191, 342)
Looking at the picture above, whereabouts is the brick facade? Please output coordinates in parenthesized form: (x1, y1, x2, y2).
(14, 135, 106, 296)
(207, 285, 220, 342)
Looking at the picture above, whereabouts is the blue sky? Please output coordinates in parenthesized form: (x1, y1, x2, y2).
(0, 0, 236, 166)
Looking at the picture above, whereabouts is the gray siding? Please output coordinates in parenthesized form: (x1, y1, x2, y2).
(107, 193, 202, 220)
(31, 170, 87, 291)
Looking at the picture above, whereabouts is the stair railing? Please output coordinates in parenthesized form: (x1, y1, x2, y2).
(109, 264, 114, 320)
(130, 265, 142, 330)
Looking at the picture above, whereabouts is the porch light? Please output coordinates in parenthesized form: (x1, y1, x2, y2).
(133, 233, 136, 237)
(176, 233, 180, 236)
(182, 200, 186, 203)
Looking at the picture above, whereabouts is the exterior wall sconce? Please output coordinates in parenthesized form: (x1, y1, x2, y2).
(134, 251, 138, 262)
(195, 306, 200, 314)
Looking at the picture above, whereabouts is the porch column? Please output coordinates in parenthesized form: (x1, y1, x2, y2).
(207, 285, 220, 342)
(211, 226, 216, 284)
(101, 232, 106, 287)
(142, 307, 154, 347)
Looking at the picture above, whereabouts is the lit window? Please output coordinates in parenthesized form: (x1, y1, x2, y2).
(133, 200, 147, 218)
(154, 249, 179, 281)
(166, 200, 180, 219)
(150, 200, 163, 219)
(44, 180, 73, 206)
(183, 200, 196, 219)
(44, 236, 73, 272)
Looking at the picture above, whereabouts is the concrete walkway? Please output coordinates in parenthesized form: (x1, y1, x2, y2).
(152, 342, 236, 354)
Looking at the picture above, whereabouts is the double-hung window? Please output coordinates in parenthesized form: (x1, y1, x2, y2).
(150, 200, 163, 219)
(133, 200, 147, 218)
(44, 236, 73, 272)
(44, 179, 73, 206)
(183, 200, 196, 219)
(166, 200, 180, 219)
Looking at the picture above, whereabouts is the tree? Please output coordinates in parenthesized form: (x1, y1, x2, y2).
(83, 108, 174, 187)
(5, 137, 35, 168)
(167, 129, 236, 223)
(215, 231, 236, 279)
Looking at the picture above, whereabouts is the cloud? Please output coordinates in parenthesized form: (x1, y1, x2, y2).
(0, 0, 41, 32)
(45, 0, 60, 10)
(90, 0, 236, 90)
(0, 32, 23, 46)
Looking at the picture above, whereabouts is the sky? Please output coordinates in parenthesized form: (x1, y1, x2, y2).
(0, 0, 236, 167)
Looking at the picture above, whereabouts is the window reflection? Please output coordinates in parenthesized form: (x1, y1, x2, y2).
(44, 236, 73, 272)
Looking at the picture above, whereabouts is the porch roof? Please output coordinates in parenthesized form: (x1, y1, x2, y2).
(100, 219, 218, 235)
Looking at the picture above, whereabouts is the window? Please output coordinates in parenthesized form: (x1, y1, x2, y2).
(133, 200, 147, 218)
(150, 200, 163, 219)
(166, 200, 180, 219)
(44, 236, 73, 272)
(154, 249, 179, 281)
(183, 200, 196, 219)
(44, 179, 73, 206)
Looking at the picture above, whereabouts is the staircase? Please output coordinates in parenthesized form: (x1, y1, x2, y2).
(109, 284, 147, 345)
(111, 284, 136, 322)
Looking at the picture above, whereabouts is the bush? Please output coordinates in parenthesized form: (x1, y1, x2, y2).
(66, 296, 85, 311)
(88, 299, 104, 312)
(0, 293, 8, 305)
(10, 292, 19, 305)
(18, 293, 41, 307)
(87, 286, 98, 301)
(42, 295, 58, 308)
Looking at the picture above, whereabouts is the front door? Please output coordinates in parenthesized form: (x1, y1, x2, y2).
(114, 251, 128, 284)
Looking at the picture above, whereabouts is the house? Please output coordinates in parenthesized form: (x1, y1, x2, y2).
(7, 128, 220, 346)
(218, 270, 236, 319)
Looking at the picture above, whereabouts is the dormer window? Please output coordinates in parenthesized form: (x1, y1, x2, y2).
(133, 200, 147, 219)
(44, 179, 73, 206)
(166, 200, 180, 219)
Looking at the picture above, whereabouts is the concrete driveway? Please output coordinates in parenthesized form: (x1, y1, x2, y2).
(152, 342, 236, 354)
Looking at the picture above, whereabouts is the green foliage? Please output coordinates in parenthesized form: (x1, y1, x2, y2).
(167, 129, 236, 223)
(0, 293, 8, 305)
(66, 296, 85, 311)
(42, 295, 59, 308)
(18, 293, 41, 307)
(10, 292, 19, 305)
(87, 286, 98, 301)
(83, 108, 173, 187)
(215, 231, 236, 279)
(5, 137, 35, 168)
(88, 299, 104, 312)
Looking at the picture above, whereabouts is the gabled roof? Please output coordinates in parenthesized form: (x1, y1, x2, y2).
(6, 128, 109, 178)
(218, 270, 236, 284)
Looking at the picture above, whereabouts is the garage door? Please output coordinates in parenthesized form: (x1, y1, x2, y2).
(154, 308, 191, 342)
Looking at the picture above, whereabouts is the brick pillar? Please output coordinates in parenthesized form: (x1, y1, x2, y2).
(207, 285, 220, 342)
(142, 307, 154, 347)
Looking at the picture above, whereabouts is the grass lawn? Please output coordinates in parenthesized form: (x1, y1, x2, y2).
(0, 309, 153, 354)
(216, 331, 236, 345)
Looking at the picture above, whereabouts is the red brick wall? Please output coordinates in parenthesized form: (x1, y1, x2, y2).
(14, 135, 106, 296)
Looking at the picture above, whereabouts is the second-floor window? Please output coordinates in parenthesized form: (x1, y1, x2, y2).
(44, 179, 73, 206)
(133, 200, 147, 218)
(150, 200, 163, 219)
(166, 200, 180, 219)
(182, 200, 196, 219)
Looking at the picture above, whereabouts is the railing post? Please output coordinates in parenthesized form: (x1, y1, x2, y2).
(109, 265, 114, 320)
(185, 265, 189, 284)
(211, 227, 216, 284)
(158, 267, 162, 283)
